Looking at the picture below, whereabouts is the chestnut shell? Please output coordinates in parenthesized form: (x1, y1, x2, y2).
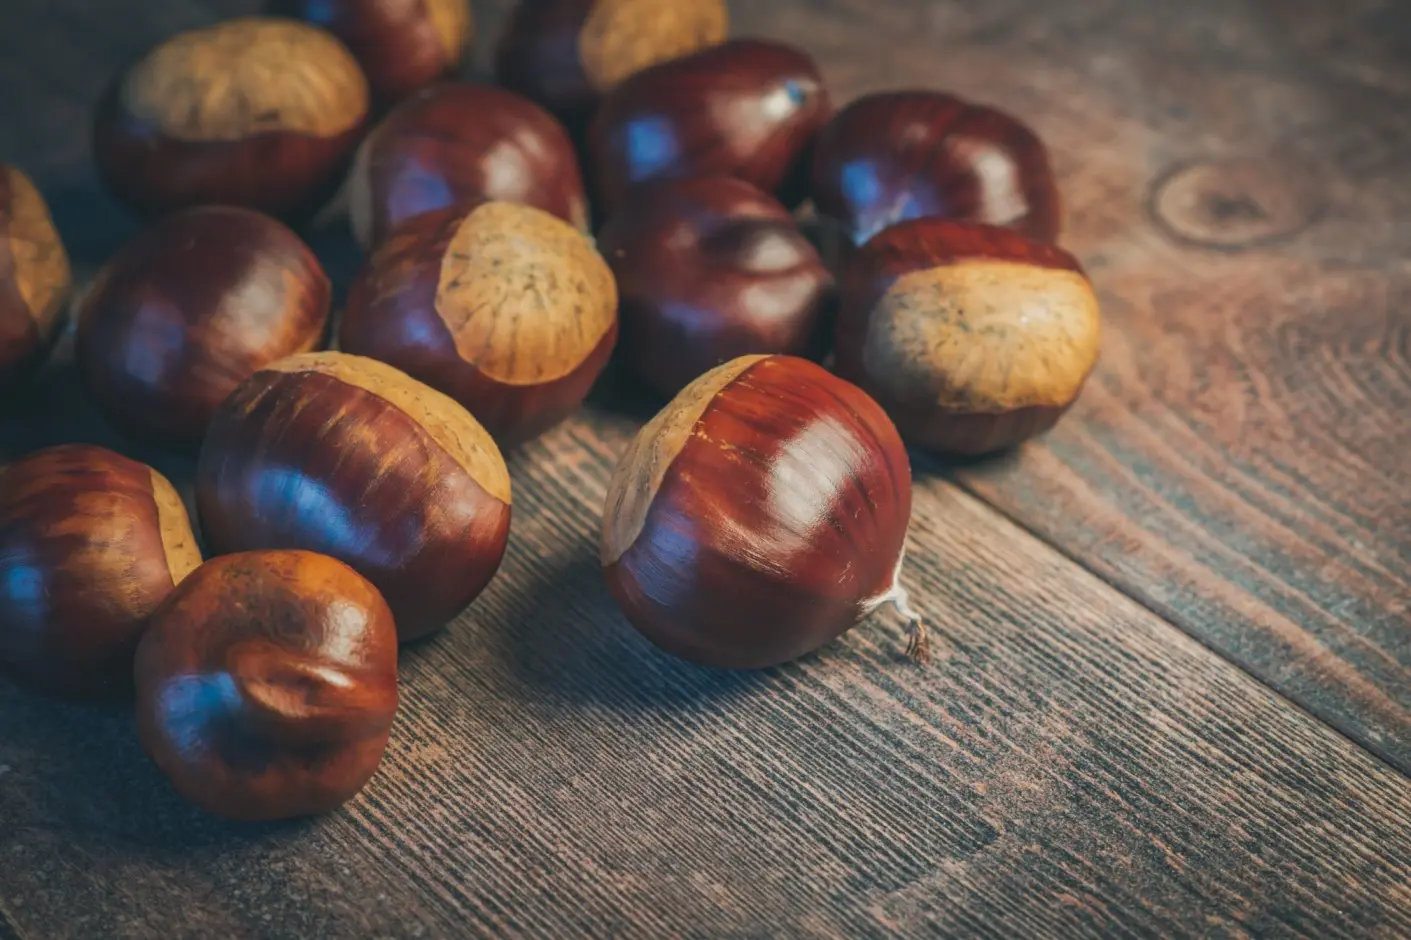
(0, 165, 70, 389)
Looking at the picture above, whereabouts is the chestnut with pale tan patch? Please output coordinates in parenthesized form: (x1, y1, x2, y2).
(149, 468, 203, 585)
(426, 0, 473, 60)
(837, 218, 1102, 455)
(579, 0, 730, 92)
(1, 165, 71, 386)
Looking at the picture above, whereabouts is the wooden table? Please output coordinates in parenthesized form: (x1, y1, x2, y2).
(2, 1, 1409, 937)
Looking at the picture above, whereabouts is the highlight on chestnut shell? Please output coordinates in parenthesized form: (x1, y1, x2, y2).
(589, 39, 831, 214)
(77, 206, 331, 449)
(0, 164, 71, 389)
(196, 351, 512, 641)
(135, 550, 399, 821)
(812, 90, 1061, 246)
(495, 0, 730, 130)
(598, 176, 834, 397)
(268, 0, 473, 106)
(93, 17, 370, 220)
(348, 82, 589, 250)
(0, 444, 202, 699)
(341, 202, 618, 445)
(835, 218, 1102, 456)
(601, 354, 927, 669)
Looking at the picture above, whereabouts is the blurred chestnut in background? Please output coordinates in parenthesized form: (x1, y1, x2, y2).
(94, 18, 370, 220)
(341, 202, 618, 444)
(812, 91, 1061, 247)
(0, 164, 71, 389)
(589, 39, 831, 215)
(602, 355, 925, 669)
(598, 177, 833, 397)
(197, 351, 512, 640)
(269, 0, 473, 106)
(0, 445, 201, 699)
(495, 0, 729, 132)
(348, 83, 588, 249)
(836, 219, 1101, 455)
(136, 550, 398, 821)
(77, 206, 330, 450)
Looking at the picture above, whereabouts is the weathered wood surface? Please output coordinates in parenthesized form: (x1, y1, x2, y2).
(2, 1, 1411, 938)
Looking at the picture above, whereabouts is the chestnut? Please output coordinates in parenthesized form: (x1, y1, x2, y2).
(0, 444, 201, 699)
(268, 0, 473, 106)
(94, 17, 370, 220)
(601, 354, 926, 669)
(835, 219, 1101, 455)
(598, 176, 834, 397)
(495, 0, 729, 131)
(0, 164, 71, 388)
(197, 351, 512, 641)
(341, 202, 618, 445)
(77, 206, 331, 449)
(812, 91, 1061, 247)
(348, 82, 588, 250)
(588, 39, 832, 215)
(135, 550, 398, 821)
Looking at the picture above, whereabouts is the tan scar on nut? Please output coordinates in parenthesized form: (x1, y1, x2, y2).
(427, 0, 474, 61)
(149, 468, 202, 586)
(4, 167, 72, 337)
(435, 202, 617, 386)
(266, 351, 513, 505)
(863, 260, 1102, 412)
(122, 18, 369, 142)
(578, 0, 729, 92)
(601, 355, 766, 565)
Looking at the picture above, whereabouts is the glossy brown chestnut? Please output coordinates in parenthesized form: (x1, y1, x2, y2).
(495, 0, 729, 131)
(135, 550, 398, 821)
(268, 0, 473, 106)
(77, 206, 330, 449)
(93, 17, 370, 220)
(812, 91, 1061, 246)
(836, 219, 1102, 455)
(341, 202, 618, 444)
(601, 355, 923, 669)
(348, 82, 588, 249)
(588, 39, 831, 215)
(0, 445, 201, 699)
(598, 177, 834, 396)
(197, 351, 512, 640)
(0, 164, 71, 388)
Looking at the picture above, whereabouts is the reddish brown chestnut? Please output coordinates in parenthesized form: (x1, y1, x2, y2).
(0, 165, 71, 388)
(0, 445, 201, 699)
(348, 83, 588, 249)
(495, 0, 729, 131)
(589, 39, 831, 215)
(836, 219, 1101, 455)
(601, 354, 926, 669)
(341, 202, 618, 444)
(598, 177, 834, 396)
(94, 18, 370, 220)
(77, 206, 330, 449)
(135, 550, 398, 821)
(812, 91, 1061, 247)
(268, 0, 473, 106)
(197, 351, 512, 640)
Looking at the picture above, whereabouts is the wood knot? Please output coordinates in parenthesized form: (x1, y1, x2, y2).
(1149, 159, 1323, 250)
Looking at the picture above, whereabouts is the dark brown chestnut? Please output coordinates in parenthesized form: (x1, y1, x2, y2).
(598, 176, 834, 396)
(341, 202, 618, 444)
(268, 0, 473, 106)
(135, 550, 398, 821)
(0, 164, 71, 388)
(836, 219, 1101, 455)
(94, 17, 370, 220)
(601, 354, 926, 669)
(77, 206, 330, 449)
(348, 82, 588, 249)
(495, 0, 729, 131)
(812, 90, 1061, 247)
(588, 39, 831, 215)
(0, 444, 201, 699)
(197, 351, 512, 641)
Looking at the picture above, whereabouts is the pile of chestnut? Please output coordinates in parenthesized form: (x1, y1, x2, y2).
(0, 0, 1102, 822)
